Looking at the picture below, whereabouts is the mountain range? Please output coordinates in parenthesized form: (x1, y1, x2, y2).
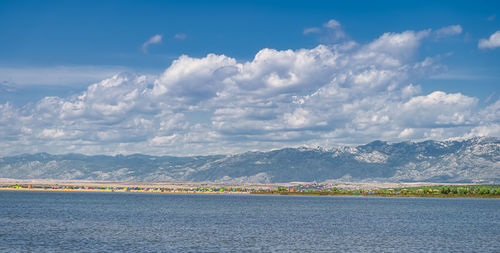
(1, 137, 499, 183)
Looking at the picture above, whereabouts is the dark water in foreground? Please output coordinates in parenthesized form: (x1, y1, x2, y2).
(1, 191, 499, 252)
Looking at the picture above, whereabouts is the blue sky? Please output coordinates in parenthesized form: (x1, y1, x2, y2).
(0, 0, 499, 156)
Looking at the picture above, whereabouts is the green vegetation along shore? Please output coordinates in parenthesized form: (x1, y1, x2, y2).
(2, 183, 499, 198)
(255, 185, 500, 198)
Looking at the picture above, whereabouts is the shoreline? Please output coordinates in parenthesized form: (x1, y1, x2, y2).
(2, 187, 499, 198)
(252, 191, 500, 199)
(0, 187, 250, 194)
(1, 179, 498, 198)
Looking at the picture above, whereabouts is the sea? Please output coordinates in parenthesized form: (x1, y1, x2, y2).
(1, 191, 499, 252)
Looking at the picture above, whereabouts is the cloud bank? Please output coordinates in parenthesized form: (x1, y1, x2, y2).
(1, 27, 498, 156)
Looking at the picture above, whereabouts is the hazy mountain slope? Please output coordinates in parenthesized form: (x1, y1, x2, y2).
(0, 137, 498, 183)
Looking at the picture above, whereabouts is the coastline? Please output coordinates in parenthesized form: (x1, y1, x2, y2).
(0, 187, 250, 194)
(1, 179, 499, 198)
(2, 188, 499, 198)
(252, 191, 500, 198)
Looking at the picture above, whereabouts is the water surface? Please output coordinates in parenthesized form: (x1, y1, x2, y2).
(1, 191, 498, 252)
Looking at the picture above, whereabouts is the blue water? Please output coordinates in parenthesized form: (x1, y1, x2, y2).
(1, 191, 499, 252)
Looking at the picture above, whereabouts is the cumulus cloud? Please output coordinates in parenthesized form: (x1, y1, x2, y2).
(398, 91, 477, 127)
(434, 25, 462, 38)
(142, 34, 162, 53)
(478, 31, 500, 49)
(0, 26, 497, 156)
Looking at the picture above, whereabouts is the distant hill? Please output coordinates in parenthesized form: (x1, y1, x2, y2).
(1, 137, 499, 183)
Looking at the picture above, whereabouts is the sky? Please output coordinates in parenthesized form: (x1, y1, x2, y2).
(0, 0, 499, 156)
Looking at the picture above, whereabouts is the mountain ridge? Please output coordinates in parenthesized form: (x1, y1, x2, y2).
(1, 137, 499, 183)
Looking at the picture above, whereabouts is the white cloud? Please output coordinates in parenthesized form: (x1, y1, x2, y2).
(434, 25, 462, 38)
(323, 19, 341, 29)
(151, 134, 177, 146)
(0, 26, 497, 156)
(478, 31, 500, 49)
(359, 30, 430, 66)
(465, 124, 500, 138)
(41, 129, 65, 138)
(303, 27, 321, 35)
(398, 128, 415, 138)
(398, 91, 477, 127)
(303, 19, 345, 42)
(142, 34, 162, 53)
(322, 19, 346, 42)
